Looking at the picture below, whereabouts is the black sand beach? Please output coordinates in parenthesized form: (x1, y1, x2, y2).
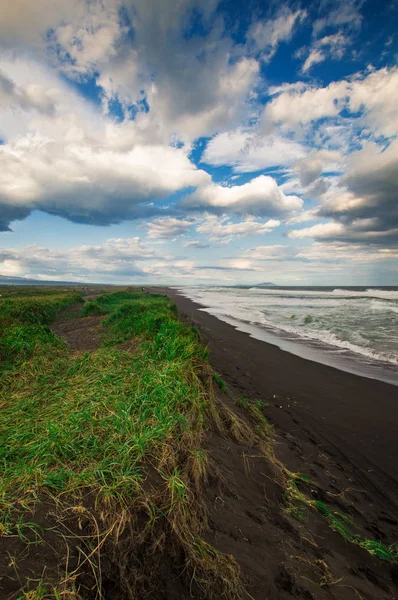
(163, 287, 398, 492)
(146, 286, 398, 598)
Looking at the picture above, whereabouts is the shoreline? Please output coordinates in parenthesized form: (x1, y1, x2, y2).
(192, 305, 398, 387)
(173, 286, 398, 387)
(155, 286, 398, 503)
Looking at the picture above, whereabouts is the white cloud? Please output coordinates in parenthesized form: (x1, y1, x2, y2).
(0, 237, 158, 281)
(203, 129, 306, 172)
(139, 217, 194, 239)
(196, 214, 280, 242)
(301, 33, 349, 74)
(183, 240, 210, 248)
(241, 245, 289, 260)
(0, 131, 210, 228)
(263, 67, 398, 138)
(296, 242, 398, 262)
(249, 9, 307, 62)
(0, 69, 58, 115)
(0, 59, 212, 230)
(49, 4, 123, 80)
(312, 1, 362, 37)
(301, 49, 325, 73)
(0, 0, 259, 145)
(288, 222, 344, 239)
(181, 175, 303, 216)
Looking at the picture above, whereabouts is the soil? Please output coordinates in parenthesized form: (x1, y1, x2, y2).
(2, 293, 398, 600)
(50, 301, 104, 351)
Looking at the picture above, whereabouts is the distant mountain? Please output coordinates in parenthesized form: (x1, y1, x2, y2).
(254, 282, 276, 287)
(0, 275, 81, 286)
(233, 281, 276, 288)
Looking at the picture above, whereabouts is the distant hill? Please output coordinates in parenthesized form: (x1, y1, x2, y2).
(0, 275, 83, 286)
(255, 282, 276, 287)
(233, 281, 276, 288)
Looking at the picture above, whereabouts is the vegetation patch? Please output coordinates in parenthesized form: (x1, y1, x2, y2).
(0, 291, 81, 373)
(0, 290, 248, 599)
(286, 474, 398, 563)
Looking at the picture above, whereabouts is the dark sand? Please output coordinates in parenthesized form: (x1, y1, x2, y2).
(162, 287, 398, 499)
(145, 286, 398, 598)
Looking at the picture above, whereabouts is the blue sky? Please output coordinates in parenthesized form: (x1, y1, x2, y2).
(0, 0, 397, 285)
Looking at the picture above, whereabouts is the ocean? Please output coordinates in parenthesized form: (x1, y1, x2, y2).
(176, 286, 398, 386)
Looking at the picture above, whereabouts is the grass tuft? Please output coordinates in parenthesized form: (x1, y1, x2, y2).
(0, 289, 245, 598)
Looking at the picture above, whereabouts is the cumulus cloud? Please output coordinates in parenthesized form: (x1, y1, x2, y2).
(296, 241, 398, 263)
(0, 133, 210, 229)
(0, 59, 211, 230)
(139, 217, 194, 240)
(203, 129, 306, 172)
(0, 0, 396, 283)
(263, 67, 398, 137)
(302, 141, 398, 245)
(0, 0, 259, 146)
(0, 69, 58, 115)
(294, 149, 342, 186)
(50, 0, 260, 143)
(0, 236, 217, 282)
(0, 237, 157, 281)
(196, 214, 280, 242)
(288, 222, 345, 239)
(180, 175, 303, 217)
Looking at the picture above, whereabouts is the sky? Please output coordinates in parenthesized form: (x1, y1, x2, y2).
(0, 0, 397, 286)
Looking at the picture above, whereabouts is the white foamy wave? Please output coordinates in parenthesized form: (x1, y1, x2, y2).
(177, 285, 398, 370)
(252, 315, 398, 365)
(333, 288, 398, 300)
(370, 300, 398, 314)
(245, 287, 398, 300)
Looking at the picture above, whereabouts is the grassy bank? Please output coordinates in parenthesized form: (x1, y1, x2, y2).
(1, 288, 396, 600)
(0, 291, 82, 374)
(0, 290, 249, 599)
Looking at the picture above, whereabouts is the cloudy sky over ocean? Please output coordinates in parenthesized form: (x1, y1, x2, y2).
(0, 0, 397, 285)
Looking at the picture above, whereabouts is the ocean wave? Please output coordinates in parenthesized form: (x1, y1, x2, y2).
(248, 315, 398, 366)
(178, 286, 398, 367)
(332, 288, 398, 300)
(370, 299, 398, 314)
(243, 287, 398, 300)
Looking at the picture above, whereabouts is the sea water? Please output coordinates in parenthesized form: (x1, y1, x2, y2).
(176, 286, 398, 386)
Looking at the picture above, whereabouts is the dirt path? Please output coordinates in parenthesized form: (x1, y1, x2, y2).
(50, 301, 104, 351)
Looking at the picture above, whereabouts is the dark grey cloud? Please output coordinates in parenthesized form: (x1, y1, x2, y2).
(314, 143, 398, 246)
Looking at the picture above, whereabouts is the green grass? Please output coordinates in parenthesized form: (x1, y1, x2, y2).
(212, 372, 227, 392)
(0, 289, 244, 598)
(1, 291, 209, 508)
(0, 292, 81, 374)
(235, 397, 273, 438)
(286, 475, 398, 563)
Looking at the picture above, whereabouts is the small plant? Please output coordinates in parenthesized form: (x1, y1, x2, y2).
(213, 372, 227, 392)
(286, 474, 398, 563)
